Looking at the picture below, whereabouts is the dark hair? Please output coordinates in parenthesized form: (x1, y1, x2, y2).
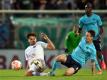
(88, 30, 95, 37)
(27, 32, 36, 39)
(85, 2, 93, 8)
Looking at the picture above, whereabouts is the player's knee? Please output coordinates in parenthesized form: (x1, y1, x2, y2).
(65, 68, 75, 76)
(65, 71, 73, 76)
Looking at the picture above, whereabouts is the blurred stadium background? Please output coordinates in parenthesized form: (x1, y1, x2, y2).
(0, 0, 107, 70)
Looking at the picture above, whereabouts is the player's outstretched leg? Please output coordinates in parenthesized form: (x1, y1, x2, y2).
(94, 40, 106, 70)
(50, 54, 67, 76)
(26, 71, 49, 76)
(50, 60, 57, 76)
(32, 72, 49, 76)
(25, 63, 37, 76)
(97, 51, 106, 70)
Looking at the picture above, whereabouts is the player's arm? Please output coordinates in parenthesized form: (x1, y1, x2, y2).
(78, 18, 84, 34)
(97, 16, 103, 35)
(41, 33, 55, 50)
(91, 57, 102, 75)
(90, 50, 102, 75)
(86, 49, 96, 75)
(99, 26, 103, 35)
(98, 26, 103, 42)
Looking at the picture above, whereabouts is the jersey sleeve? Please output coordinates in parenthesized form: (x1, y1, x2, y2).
(90, 49, 101, 70)
(97, 15, 102, 27)
(37, 41, 48, 48)
(25, 50, 28, 61)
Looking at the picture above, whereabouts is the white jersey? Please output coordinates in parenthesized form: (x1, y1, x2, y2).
(25, 41, 48, 66)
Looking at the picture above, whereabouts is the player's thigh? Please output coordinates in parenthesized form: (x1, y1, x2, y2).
(64, 67, 75, 76)
(56, 54, 67, 62)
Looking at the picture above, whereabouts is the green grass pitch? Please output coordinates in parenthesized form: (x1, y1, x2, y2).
(0, 69, 107, 80)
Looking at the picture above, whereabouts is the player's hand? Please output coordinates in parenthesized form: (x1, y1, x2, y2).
(76, 31, 80, 36)
(75, 28, 80, 36)
(92, 70, 102, 76)
(40, 32, 48, 40)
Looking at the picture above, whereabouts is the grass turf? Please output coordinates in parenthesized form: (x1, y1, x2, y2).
(0, 69, 107, 80)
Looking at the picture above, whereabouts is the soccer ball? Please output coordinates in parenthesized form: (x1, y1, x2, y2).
(31, 59, 46, 72)
(11, 60, 22, 70)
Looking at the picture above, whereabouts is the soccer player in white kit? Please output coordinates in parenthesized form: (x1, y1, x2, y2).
(25, 32, 55, 76)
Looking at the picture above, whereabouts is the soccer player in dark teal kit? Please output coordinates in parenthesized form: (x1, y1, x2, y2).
(78, 3, 106, 70)
(50, 30, 102, 76)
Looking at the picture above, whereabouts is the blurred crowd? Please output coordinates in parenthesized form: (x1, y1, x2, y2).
(10, 0, 107, 17)
(11, 0, 107, 10)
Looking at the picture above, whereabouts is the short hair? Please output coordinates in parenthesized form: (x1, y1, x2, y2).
(27, 32, 36, 39)
(85, 2, 93, 8)
(87, 30, 95, 37)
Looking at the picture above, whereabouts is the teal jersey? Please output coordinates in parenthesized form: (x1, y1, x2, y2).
(79, 13, 102, 40)
(71, 37, 99, 67)
(65, 31, 81, 53)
